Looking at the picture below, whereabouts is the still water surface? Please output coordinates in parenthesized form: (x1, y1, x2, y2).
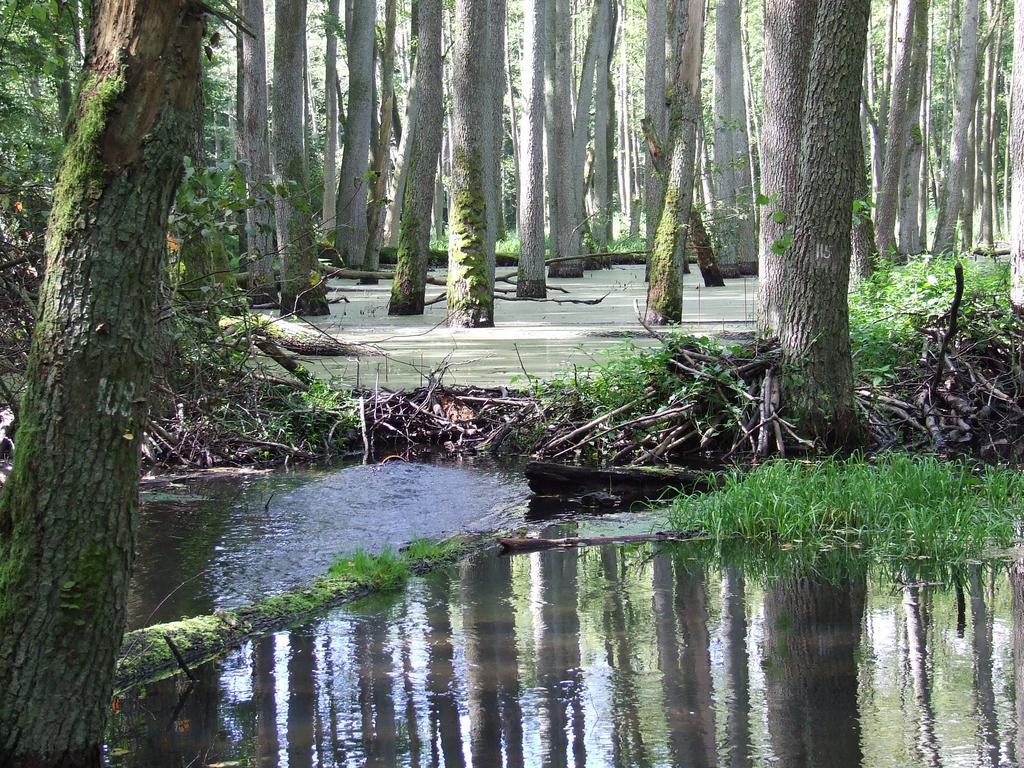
(107, 533, 1023, 767)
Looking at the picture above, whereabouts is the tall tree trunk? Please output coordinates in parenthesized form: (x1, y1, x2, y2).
(933, 0, 981, 253)
(322, 0, 341, 230)
(335, 0, 376, 264)
(875, 0, 917, 255)
(389, 0, 443, 315)
(240, 0, 278, 304)
(362, 0, 398, 279)
(544, 0, 560, 256)
(446, 0, 494, 326)
(851, 122, 879, 281)
(517, 0, 548, 297)
(644, 0, 668, 260)
(0, 1, 203, 763)
(777, 0, 869, 446)
(550, 0, 579, 278)
(1011, 0, 1024, 312)
(483, 0, 507, 280)
(593, 0, 617, 253)
(713, 0, 756, 277)
(899, 0, 929, 255)
(758, 0, 818, 334)
(274, 0, 329, 315)
(644, 0, 704, 325)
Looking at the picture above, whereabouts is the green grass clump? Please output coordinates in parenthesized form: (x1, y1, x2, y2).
(328, 537, 468, 592)
(670, 454, 1024, 562)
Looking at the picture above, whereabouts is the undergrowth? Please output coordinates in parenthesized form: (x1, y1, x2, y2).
(669, 454, 1023, 562)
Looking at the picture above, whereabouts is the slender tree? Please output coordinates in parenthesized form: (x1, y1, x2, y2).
(1011, 0, 1024, 312)
(644, 0, 668, 255)
(645, 0, 705, 325)
(898, 0, 929, 255)
(335, 0, 376, 264)
(593, 0, 618, 253)
(274, 0, 328, 315)
(933, 0, 981, 254)
(240, 0, 277, 304)
(322, 0, 341, 231)
(712, 0, 756, 277)
(517, 0, 548, 297)
(390, 0, 444, 314)
(0, 1, 203, 763)
(446, 0, 494, 326)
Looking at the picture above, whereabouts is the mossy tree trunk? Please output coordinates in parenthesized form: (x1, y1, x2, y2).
(446, 0, 495, 327)
(0, 1, 203, 764)
(273, 0, 329, 316)
(777, 0, 868, 447)
(644, 0, 704, 326)
(516, 0, 548, 298)
(389, 0, 443, 315)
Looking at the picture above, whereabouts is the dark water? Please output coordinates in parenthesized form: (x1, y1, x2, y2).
(129, 460, 529, 628)
(107, 533, 1023, 767)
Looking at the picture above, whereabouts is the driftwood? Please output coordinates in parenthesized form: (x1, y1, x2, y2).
(524, 460, 717, 502)
(221, 315, 381, 357)
(497, 530, 702, 554)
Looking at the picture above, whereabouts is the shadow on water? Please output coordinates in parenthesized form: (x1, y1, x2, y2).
(107, 533, 1024, 767)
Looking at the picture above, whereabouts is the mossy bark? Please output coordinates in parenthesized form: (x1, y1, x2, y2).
(389, 0, 443, 316)
(0, 3, 204, 765)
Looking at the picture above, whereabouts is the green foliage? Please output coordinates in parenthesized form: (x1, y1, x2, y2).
(669, 454, 1023, 563)
(329, 549, 411, 590)
(848, 256, 1012, 386)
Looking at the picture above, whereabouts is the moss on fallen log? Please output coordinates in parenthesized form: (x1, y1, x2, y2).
(114, 535, 475, 693)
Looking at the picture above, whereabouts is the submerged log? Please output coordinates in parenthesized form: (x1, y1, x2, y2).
(497, 530, 703, 553)
(524, 460, 719, 502)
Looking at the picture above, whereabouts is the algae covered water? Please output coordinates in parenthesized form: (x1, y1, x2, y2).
(106, 530, 1022, 767)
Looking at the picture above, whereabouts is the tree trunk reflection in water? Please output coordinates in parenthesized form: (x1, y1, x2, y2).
(722, 567, 752, 768)
(1012, 556, 1024, 766)
(534, 541, 587, 767)
(400, 623, 424, 766)
(651, 552, 715, 768)
(355, 612, 398, 767)
(425, 573, 467, 768)
(461, 555, 526, 767)
(253, 634, 281, 767)
(969, 566, 1000, 767)
(600, 547, 653, 768)
(763, 570, 866, 768)
(286, 631, 317, 768)
(902, 580, 942, 767)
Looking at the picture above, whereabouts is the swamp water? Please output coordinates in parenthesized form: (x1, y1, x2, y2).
(107, 523, 1023, 767)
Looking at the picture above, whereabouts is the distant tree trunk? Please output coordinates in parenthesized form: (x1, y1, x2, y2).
(384, 53, 420, 248)
(875, 0, 916, 256)
(758, 0, 817, 335)
(0, 1, 203, 764)
(644, 0, 668, 256)
(932, 0, 980, 254)
(362, 0, 398, 279)
(322, 0, 341, 231)
(517, 0, 548, 298)
(389, 0, 443, 315)
(550, 0, 581, 278)
(690, 208, 725, 287)
(776, 0, 868, 446)
(483, 0, 507, 277)
(644, 0, 704, 325)
(851, 126, 878, 281)
(713, 0, 756, 277)
(240, 0, 278, 304)
(898, 0, 929, 255)
(544, 0, 560, 255)
(446, 0, 494, 327)
(593, 0, 617, 253)
(1011, 0, 1024, 313)
(336, 0, 376, 264)
(274, 0, 328, 315)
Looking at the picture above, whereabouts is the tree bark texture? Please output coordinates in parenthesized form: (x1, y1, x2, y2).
(593, 0, 617, 253)
(1011, 0, 1024, 312)
(644, 0, 704, 325)
(517, 0, 548, 298)
(932, 0, 980, 254)
(757, 0, 818, 334)
(321, 0, 341, 231)
(644, 0, 668, 256)
(850, 125, 878, 282)
(335, 0, 376, 265)
(778, 0, 869, 446)
(898, 0, 929, 255)
(446, 0, 494, 326)
(712, 0, 756, 277)
(240, 0, 277, 304)
(389, 0, 443, 315)
(274, 0, 328, 315)
(0, 2, 204, 764)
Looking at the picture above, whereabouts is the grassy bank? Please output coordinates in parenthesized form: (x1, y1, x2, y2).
(115, 536, 471, 693)
(669, 454, 1024, 563)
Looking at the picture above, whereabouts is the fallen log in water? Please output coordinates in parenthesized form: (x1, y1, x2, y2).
(497, 530, 703, 553)
(524, 460, 718, 502)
